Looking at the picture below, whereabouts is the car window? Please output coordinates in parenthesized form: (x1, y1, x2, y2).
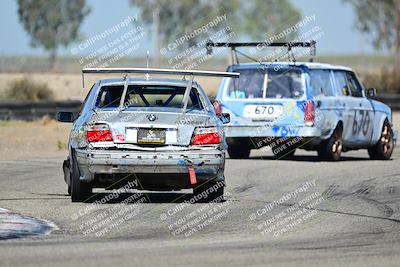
(227, 69, 264, 98)
(96, 85, 124, 108)
(79, 84, 95, 114)
(345, 72, 363, 97)
(226, 67, 304, 99)
(333, 71, 350, 96)
(95, 85, 203, 110)
(309, 69, 335, 96)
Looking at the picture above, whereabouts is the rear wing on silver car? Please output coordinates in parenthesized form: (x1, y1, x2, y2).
(81, 67, 239, 113)
(82, 67, 240, 77)
(81, 67, 239, 89)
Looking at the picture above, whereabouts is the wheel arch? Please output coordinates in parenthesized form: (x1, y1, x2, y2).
(323, 119, 343, 140)
(336, 120, 343, 132)
(371, 113, 390, 145)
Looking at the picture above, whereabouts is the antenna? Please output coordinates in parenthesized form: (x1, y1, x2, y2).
(145, 50, 150, 80)
(146, 50, 150, 68)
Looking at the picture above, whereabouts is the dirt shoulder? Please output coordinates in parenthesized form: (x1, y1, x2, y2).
(0, 112, 399, 161)
(0, 119, 70, 161)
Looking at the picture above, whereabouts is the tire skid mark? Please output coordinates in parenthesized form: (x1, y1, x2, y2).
(245, 197, 400, 224)
(360, 196, 394, 218)
(322, 184, 340, 199)
(322, 177, 397, 219)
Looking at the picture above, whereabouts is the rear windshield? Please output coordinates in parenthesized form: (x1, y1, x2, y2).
(95, 85, 204, 110)
(225, 67, 304, 99)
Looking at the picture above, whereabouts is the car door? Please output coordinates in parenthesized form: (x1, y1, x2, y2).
(333, 70, 355, 145)
(345, 71, 374, 145)
(308, 69, 338, 136)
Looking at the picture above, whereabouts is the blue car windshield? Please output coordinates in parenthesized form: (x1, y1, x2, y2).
(226, 68, 305, 99)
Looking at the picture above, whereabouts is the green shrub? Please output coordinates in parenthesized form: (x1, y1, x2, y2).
(2, 77, 54, 101)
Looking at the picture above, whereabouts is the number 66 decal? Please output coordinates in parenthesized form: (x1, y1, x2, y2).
(352, 110, 370, 136)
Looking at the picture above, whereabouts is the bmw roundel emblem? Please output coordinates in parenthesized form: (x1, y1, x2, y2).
(147, 114, 157, 121)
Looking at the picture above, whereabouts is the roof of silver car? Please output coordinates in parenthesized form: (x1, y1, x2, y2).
(231, 61, 353, 71)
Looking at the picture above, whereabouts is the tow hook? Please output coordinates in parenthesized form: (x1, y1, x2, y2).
(181, 158, 197, 185)
(189, 166, 197, 185)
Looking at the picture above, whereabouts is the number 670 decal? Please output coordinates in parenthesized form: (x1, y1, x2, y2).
(352, 110, 370, 136)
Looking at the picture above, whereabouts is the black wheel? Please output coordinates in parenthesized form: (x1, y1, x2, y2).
(193, 181, 224, 203)
(70, 150, 92, 202)
(227, 143, 251, 159)
(368, 120, 394, 160)
(318, 126, 343, 161)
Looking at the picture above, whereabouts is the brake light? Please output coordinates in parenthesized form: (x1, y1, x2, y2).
(213, 100, 222, 115)
(192, 127, 221, 145)
(86, 124, 113, 142)
(304, 101, 315, 126)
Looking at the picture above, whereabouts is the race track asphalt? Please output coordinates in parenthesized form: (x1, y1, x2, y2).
(0, 147, 400, 267)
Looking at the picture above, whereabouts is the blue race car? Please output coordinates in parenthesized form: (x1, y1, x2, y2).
(209, 42, 397, 160)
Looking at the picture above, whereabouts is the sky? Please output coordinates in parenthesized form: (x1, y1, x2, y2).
(0, 0, 385, 57)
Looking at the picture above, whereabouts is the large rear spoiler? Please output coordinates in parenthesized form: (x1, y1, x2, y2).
(206, 41, 316, 50)
(82, 67, 240, 77)
(206, 41, 316, 64)
(81, 67, 239, 89)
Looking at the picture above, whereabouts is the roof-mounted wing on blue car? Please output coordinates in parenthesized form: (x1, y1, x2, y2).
(206, 41, 316, 49)
(206, 41, 316, 64)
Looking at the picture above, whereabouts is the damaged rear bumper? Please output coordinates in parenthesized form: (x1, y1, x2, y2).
(75, 148, 225, 186)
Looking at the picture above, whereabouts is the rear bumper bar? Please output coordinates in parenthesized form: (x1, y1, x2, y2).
(75, 148, 225, 183)
(224, 125, 329, 139)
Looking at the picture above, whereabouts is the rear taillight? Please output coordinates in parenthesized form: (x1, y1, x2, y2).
(192, 127, 221, 145)
(213, 100, 222, 115)
(86, 124, 113, 142)
(304, 101, 315, 126)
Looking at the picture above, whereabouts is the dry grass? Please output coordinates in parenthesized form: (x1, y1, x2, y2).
(0, 73, 222, 101)
(1, 77, 54, 101)
(358, 68, 400, 94)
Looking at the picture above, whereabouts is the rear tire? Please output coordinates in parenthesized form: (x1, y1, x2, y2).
(227, 143, 250, 159)
(368, 120, 394, 160)
(70, 150, 92, 202)
(318, 126, 343, 161)
(63, 159, 71, 196)
(193, 181, 224, 203)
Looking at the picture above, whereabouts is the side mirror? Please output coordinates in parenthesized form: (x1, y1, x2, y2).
(218, 113, 230, 124)
(365, 88, 377, 97)
(57, 112, 75, 123)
